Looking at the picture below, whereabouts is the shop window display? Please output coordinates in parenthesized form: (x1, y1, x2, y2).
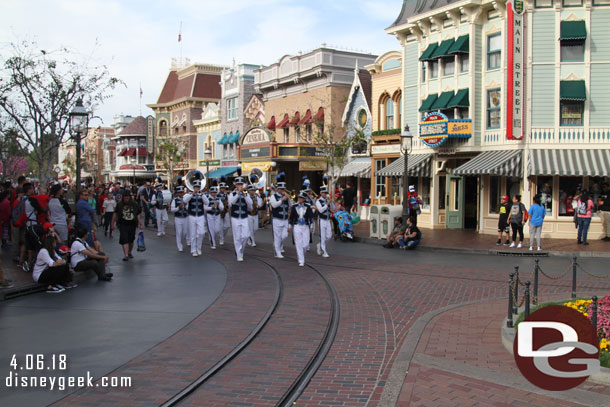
(536, 177, 553, 215)
(559, 177, 584, 216)
(439, 175, 446, 210)
(421, 177, 431, 210)
(489, 176, 500, 214)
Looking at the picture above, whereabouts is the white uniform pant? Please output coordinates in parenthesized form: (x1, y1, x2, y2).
(188, 215, 206, 253)
(248, 214, 259, 245)
(231, 217, 249, 259)
(293, 224, 310, 265)
(206, 214, 222, 248)
(272, 218, 289, 256)
(155, 208, 168, 234)
(174, 216, 189, 251)
(220, 215, 230, 244)
(318, 218, 332, 255)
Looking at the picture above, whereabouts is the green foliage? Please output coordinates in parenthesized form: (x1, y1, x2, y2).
(155, 138, 186, 187)
(371, 128, 401, 137)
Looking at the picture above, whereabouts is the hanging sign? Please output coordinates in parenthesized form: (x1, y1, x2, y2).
(506, 0, 526, 140)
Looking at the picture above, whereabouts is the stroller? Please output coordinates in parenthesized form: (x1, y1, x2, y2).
(334, 210, 354, 241)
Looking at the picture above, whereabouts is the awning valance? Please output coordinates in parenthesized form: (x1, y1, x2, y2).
(529, 149, 610, 177)
(267, 116, 276, 131)
(330, 157, 371, 178)
(207, 166, 240, 178)
(560, 20, 587, 41)
(419, 94, 438, 112)
(299, 109, 312, 125)
(447, 89, 469, 108)
(431, 39, 455, 59)
(289, 112, 300, 125)
(419, 43, 438, 61)
(453, 150, 522, 177)
(560, 80, 586, 101)
(430, 91, 455, 110)
(375, 154, 432, 177)
(276, 114, 290, 129)
(449, 35, 469, 54)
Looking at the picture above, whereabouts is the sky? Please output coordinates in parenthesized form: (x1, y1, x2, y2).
(0, 0, 402, 125)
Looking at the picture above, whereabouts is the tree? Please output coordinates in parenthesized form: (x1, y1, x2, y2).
(155, 137, 186, 189)
(0, 39, 121, 185)
(0, 120, 28, 180)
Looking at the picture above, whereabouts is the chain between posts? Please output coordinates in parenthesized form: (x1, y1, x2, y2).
(576, 263, 610, 279)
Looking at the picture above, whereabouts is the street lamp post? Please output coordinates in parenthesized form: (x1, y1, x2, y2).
(400, 125, 413, 220)
(204, 148, 212, 181)
(69, 98, 89, 191)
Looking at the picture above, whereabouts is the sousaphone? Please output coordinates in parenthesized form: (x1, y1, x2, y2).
(248, 168, 266, 189)
(185, 170, 206, 191)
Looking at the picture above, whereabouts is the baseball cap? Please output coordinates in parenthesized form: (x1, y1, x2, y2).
(43, 222, 55, 231)
(502, 195, 509, 201)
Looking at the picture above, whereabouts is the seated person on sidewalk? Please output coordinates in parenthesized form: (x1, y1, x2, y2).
(398, 216, 422, 250)
(70, 226, 113, 282)
(33, 234, 76, 294)
(383, 217, 404, 248)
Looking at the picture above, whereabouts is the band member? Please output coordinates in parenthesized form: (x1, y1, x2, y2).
(183, 179, 208, 257)
(288, 191, 314, 267)
(170, 186, 189, 252)
(246, 185, 262, 247)
(301, 178, 317, 251)
(269, 174, 291, 258)
(150, 184, 169, 236)
(205, 185, 224, 249)
(228, 176, 252, 262)
(316, 186, 333, 258)
(218, 178, 230, 245)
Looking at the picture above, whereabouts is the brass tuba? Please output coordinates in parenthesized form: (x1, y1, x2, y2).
(248, 168, 266, 189)
(185, 170, 206, 192)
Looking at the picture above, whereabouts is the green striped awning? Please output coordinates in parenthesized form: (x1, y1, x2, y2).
(375, 154, 432, 177)
(447, 89, 469, 108)
(449, 35, 469, 54)
(431, 39, 455, 59)
(453, 150, 522, 177)
(560, 80, 586, 101)
(419, 43, 438, 61)
(430, 91, 455, 110)
(419, 94, 438, 112)
(529, 149, 610, 177)
(218, 134, 229, 144)
(560, 21, 587, 41)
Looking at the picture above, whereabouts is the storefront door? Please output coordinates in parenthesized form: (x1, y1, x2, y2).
(446, 174, 464, 229)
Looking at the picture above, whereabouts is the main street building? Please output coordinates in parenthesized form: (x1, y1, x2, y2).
(384, 0, 610, 239)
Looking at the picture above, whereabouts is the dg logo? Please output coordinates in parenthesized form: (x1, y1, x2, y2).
(514, 305, 600, 391)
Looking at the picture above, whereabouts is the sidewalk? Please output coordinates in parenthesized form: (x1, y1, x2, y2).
(353, 220, 610, 258)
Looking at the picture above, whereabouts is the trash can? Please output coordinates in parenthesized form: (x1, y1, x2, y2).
(369, 205, 379, 239)
(379, 205, 403, 239)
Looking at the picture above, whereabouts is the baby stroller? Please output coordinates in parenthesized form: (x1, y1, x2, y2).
(334, 210, 354, 241)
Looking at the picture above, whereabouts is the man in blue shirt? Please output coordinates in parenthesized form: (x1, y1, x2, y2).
(528, 194, 546, 251)
(76, 189, 95, 246)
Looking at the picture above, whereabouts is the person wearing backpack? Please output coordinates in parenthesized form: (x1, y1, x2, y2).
(407, 185, 423, 226)
(507, 194, 527, 248)
(18, 183, 44, 272)
(576, 191, 595, 245)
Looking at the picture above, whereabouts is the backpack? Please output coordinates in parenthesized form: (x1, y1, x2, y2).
(577, 201, 587, 215)
(12, 198, 27, 227)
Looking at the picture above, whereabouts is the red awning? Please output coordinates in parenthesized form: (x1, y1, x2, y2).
(276, 114, 290, 129)
(299, 109, 312, 125)
(117, 149, 126, 157)
(137, 147, 148, 156)
(314, 107, 324, 123)
(289, 111, 300, 125)
(267, 116, 276, 131)
(124, 148, 137, 157)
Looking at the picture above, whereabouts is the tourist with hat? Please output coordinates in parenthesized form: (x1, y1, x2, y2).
(151, 183, 169, 236)
(496, 194, 511, 246)
(406, 184, 422, 226)
(170, 185, 190, 252)
(315, 186, 333, 258)
(204, 183, 224, 249)
(183, 179, 208, 257)
(246, 185, 263, 247)
(288, 191, 315, 267)
(228, 175, 253, 262)
(269, 173, 291, 258)
(111, 190, 143, 261)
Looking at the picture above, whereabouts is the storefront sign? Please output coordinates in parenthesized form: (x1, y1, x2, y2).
(221, 160, 240, 167)
(299, 161, 327, 171)
(506, 0, 525, 140)
(241, 127, 271, 146)
(299, 146, 325, 157)
(198, 160, 220, 166)
(241, 146, 271, 159)
(241, 161, 273, 172)
(419, 113, 472, 148)
(371, 143, 401, 155)
(437, 148, 457, 155)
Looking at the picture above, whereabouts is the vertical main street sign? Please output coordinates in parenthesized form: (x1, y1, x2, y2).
(506, 0, 525, 140)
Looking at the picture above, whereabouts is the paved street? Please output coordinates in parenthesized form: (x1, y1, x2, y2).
(2, 227, 610, 406)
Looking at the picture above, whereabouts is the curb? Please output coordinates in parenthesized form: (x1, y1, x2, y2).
(353, 236, 610, 259)
(1, 269, 97, 302)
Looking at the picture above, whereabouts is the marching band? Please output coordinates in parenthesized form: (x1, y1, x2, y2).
(158, 171, 342, 265)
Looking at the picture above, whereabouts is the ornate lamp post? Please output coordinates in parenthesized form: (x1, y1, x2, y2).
(69, 98, 89, 190)
(204, 147, 212, 177)
(400, 125, 413, 220)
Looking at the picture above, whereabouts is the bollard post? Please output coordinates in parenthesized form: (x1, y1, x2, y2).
(513, 266, 519, 315)
(572, 256, 577, 299)
(533, 259, 539, 306)
(507, 273, 514, 328)
(525, 281, 531, 318)
(592, 296, 598, 338)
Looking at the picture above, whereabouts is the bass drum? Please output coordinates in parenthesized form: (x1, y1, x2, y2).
(162, 189, 173, 206)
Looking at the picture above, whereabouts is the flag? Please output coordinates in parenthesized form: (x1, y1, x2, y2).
(139, 84, 143, 98)
(178, 21, 182, 42)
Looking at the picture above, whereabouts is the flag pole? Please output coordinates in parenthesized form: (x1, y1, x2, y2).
(178, 21, 183, 67)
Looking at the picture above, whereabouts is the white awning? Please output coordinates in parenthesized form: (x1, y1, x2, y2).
(453, 150, 522, 177)
(331, 157, 371, 178)
(529, 149, 610, 176)
(375, 154, 432, 177)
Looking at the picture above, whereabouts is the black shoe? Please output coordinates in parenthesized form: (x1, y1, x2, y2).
(128, 253, 134, 259)
(577, 241, 582, 244)
(123, 257, 128, 261)
(602, 237, 610, 241)
(504, 240, 510, 246)
(98, 275, 112, 281)
(106, 272, 114, 278)
(496, 239, 502, 246)
(584, 242, 589, 246)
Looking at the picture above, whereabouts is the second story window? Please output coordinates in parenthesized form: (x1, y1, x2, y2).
(159, 120, 168, 137)
(487, 34, 502, 70)
(226, 97, 238, 121)
(385, 99, 394, 130)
